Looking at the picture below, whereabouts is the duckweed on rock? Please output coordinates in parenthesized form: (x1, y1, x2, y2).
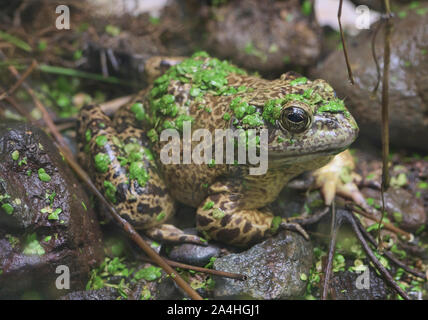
(1, 203, 13, 215)
(37, 168, 51, 182)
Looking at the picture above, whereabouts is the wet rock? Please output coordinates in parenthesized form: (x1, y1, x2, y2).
(362, 187, 426, 231)
(168, 242, 221, 267)
(165, 226, 221, 267)
(0, 122, 104, 299)
(329, 268, 392, 300)
(311, 6, 428, 151)
(213, 231, 313, 299)
(151, 273, 186, 300)
(203, 0, 322, 75)
(60, 287, 119, 300)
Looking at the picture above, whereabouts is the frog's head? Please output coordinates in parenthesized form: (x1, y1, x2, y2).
(264, 73, 359, 166)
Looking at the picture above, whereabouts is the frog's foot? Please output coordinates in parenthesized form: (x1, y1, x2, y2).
(196, 193, 290, 247)
(145, 224, 207, 246)
(312, 150, 364, 206)
(280, 219, 309, 240)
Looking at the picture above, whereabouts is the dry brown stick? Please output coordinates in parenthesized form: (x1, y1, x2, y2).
(3, 57, 203, 300)
(346, 203, 412, 241)
(338, 0, 355, 84)
(140, 256, 247, 281)
(378, 0, 393, 245)
(0, 59, 37, 101)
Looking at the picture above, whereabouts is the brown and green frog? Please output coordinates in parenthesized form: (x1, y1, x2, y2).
(77, 52, 358, 247)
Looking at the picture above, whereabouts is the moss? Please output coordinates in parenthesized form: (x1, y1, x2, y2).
(290, 77, 308, 86)
(48, 208, 62, 220)
(134, 266, 162, 281)
(156, 211, 166, 222)
(301, 0, 312, 16)
(130, 102, 146, 121)
(203, 201, 215, 210)
(18, 157, 27, 166)
(147, 129, 158, 142)
(129, 162, 149, 187)
(148, 51, 246, 131)
(95, 135, 108, 147)
(38, 168, 51, 182)
(85, 129, 92, 142)
(230, 97, 256, 120)
(1, 203, 13, 215)
(23, 233, 45, 256)
(242, 113, 264, 127)
(94, 153, 110, 173)
(212, 208, 225, 219)
(103, 180, 117, 204)
(175, 114, 194, 131)
(270, 216, 282, 233)
(11, 150, 19, 161)
(317, 99, 350, 118)
(262, 98, 285, 124)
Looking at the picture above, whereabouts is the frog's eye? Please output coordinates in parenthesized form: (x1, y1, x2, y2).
(279, 106, 311, 133)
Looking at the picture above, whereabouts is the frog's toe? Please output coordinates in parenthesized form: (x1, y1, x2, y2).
(280, 220, 309, 240)
(145, 224, 207, 246)
(312, 150, 358, 205)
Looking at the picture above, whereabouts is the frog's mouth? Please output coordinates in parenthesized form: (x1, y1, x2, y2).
(268, 145, 349, 164)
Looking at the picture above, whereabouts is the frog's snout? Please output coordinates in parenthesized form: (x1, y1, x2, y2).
(310, 111, 359, 155)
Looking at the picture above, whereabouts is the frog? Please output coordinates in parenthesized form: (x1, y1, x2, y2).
(77, 51, 359, 247)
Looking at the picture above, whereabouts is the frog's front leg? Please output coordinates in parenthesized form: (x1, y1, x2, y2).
(196, 187, 308, 247)
(77, 104, 204, 245)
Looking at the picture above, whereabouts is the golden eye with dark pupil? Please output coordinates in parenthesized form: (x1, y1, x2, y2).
(280, 106, 311, 133)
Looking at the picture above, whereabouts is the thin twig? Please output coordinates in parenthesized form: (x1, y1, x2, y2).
(140, 256, 247, 281)
(346, 203, 412, 241)
(378, 0, 393, 246)
(371, 20, 384, 94)
(0, 59, 37, 101)
(338, 0, 355, 84)
(352, 214, 426, 280)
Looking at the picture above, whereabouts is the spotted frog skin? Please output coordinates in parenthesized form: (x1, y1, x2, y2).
(77, 52, 358, 246)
